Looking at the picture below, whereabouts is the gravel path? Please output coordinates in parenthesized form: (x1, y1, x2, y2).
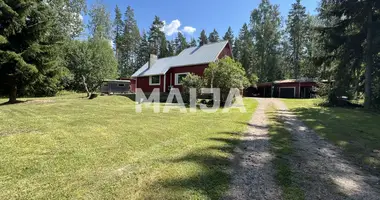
(272, 99, 380, 200)
(223, 98, 282, 200)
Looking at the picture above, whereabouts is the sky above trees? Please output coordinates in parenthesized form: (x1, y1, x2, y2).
(83, 0, 319, 39)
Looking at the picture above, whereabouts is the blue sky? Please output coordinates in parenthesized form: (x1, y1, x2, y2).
(84, 0, 319, 40)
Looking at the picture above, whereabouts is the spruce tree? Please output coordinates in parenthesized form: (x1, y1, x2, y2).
(148, 16, 165, 55)
(0, 0, 62, 103)
(175, 32, 188, 54)
(223, 26, 234, 45)
(113, 5, 124, 74)
(198, 30, 208, 46)
(236, 23, 254, 75)
(208, 29, 220, 43)
(190, 38, 197, 47)
(158, 36, 170, 58)
(121, 6, 141, 77)
(136, 31, 150, 69)
(286, 0, 308, 79)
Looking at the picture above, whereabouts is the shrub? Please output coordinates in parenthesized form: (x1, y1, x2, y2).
(181, 73, 204, 103)
(204, 57, 249, 102)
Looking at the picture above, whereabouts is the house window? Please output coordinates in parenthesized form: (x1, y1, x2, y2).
(175, 73, 189, 85)
(118, 84, 125, 87)
(149, 75, 160, 85)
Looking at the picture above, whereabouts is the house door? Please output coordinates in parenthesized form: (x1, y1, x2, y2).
(279, 87, 295, 98)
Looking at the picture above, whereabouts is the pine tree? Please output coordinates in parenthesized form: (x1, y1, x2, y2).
(0, 0, 63, 103)
(223, 26, 234, 45)
(88, 2, 112, 40)
(175, 32, 188, 54)
(208, 29, 220, 43)
(113, 5, 124, 73)
(190, 38, 197, 47)
(120, 5, 141, 77)
(286, 0, 308, 79)
(198, 30, 208, 46)
(148, 16, 165, 55)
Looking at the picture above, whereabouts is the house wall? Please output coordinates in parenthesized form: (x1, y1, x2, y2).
(134, 42, 233, 93)
(136, 75, 164, 93)
(275, 82, 316, 98)
(165, 64, 209, 92)
(218, 43, 233, 58)
(130, 79, 136, 92)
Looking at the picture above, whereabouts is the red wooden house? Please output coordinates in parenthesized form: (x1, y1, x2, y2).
(130, 41, 232, 93)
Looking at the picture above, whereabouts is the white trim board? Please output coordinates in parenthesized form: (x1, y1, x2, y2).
(175, 72, 189, 85)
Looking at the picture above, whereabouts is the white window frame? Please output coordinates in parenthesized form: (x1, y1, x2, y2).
(175, 73, 189, 85)
(149, 75, 161, 86)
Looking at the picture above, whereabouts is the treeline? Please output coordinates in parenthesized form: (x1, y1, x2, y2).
(1, 0, 380, 108)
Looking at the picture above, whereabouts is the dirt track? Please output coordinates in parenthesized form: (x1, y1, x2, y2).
(224, 98, 380, 200)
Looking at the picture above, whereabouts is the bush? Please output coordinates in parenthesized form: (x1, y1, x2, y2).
(181, 73, 204, 103)
(204, 57, 249, 102)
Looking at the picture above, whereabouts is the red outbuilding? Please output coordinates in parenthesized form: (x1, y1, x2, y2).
(130, 41, 232, 93)
(256, 79, 318, 98)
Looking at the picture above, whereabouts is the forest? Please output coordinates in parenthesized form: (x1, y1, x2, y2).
(1, 0, 379, 109)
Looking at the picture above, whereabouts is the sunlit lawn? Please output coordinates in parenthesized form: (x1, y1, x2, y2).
(282, 98, 380, 175)
(0, 94, 257, 199)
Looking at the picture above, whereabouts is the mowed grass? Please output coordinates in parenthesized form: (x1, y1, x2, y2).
(282, 98, 380, 175)
(0, 94, 257, 199)
(266, 105, 304, 200)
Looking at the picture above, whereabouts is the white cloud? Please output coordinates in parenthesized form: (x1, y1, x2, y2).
(182, 26, 196, 35)
(161, 20, 197, 36)
(162, 20, 181, 36)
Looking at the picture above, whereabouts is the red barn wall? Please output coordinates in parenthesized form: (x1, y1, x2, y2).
(136, 75, 164, 93)
(218, 43, 233, 59)
(165, 64, 208, 92)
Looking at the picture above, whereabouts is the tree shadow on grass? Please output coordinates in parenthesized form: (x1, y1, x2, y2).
(0, 100, 28, 106)
(290, 106, 380, 176)
(145, 132, 273, 199)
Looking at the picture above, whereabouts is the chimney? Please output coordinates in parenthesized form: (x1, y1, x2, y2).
(149, 54, 157, 68)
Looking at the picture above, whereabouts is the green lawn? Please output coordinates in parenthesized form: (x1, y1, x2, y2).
(0, 94, 257, 199)
(267, 105, 304, 200)
(282, 98, 380, 175)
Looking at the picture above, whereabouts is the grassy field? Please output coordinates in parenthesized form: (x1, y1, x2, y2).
(282, 99, 380, 175)
(0, 94, 257, 199)
(267, 105, 304, 200)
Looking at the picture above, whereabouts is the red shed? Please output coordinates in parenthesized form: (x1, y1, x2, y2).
(130, 41, 232, 93)
(256, 79, 318, 98)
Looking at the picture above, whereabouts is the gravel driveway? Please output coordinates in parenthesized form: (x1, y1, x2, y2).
(224, 98, 380, 200)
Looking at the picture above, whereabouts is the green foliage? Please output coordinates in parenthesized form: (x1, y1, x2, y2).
(199, 29, 208, 46)
(223, 27, 234, 46)
(136, 31, 150, 71)
(88, 2, 112, 40)
(181, 73, 204, 103)
(286, 0, 309, 79)
(235, 23, 254, 75)
(204, 57, 249, 102)
(148, 16, 165, 55)
(190, 38, 197, 47)
(250, 0, 282, 82)
(0, 0, 64, 102)
(65, 39, 117, 95)
(174, 32, 188, 54)
(208, 29, 220, 43)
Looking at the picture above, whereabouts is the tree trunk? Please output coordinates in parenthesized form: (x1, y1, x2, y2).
(8, 84, 17, 103)
(82, 75, 90, 97)
(364, 7, 373, 109)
